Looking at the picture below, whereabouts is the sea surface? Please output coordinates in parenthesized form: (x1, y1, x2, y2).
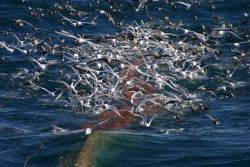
(0, 0, 250, 166)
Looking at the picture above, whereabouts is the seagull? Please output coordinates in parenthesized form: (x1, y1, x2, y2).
(85, 117, 114, 135)
(205, 114, 220, 125)
(134, 112, 159, 127)
(174, 1, 192, 10)
(215, 29, 243, 40)
(57, 12, 94, 26)
(0, 41, 14, 53)
(226, 66, 239, 79)
(57, 12, 79, 27)
(51, 125, 68, 134)
(177, 27, 207, 43)
(92, 104, 124, 119)
(28, 80, 56, 97)
(55, 30, 98, 46)
(132, 94, 165, 113)
(29, 57, 59, 71)
(50, 80, 78, 94)
(97, 9, 116, 25)
(13, 19, 50, 32)
(9, 29, 26, 46)
(2, 42, 27, 54)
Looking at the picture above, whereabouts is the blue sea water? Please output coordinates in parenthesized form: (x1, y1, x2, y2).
(0, 0, 250, 166)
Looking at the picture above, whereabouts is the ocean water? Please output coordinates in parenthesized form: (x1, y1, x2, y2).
(0, 0, 250, 166)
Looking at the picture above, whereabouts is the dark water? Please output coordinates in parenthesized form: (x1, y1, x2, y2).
(0, 0, 250, 166)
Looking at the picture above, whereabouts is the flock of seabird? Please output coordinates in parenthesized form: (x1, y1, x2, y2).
(0, 0, 249, 133)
